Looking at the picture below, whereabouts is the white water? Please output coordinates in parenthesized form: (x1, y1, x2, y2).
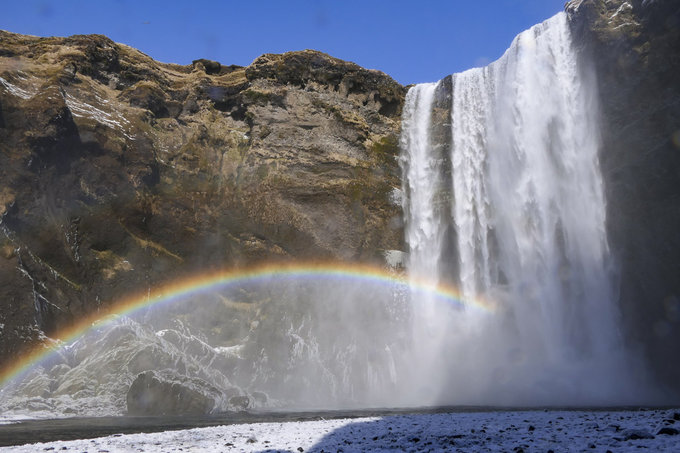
(400, 13, 642, 405)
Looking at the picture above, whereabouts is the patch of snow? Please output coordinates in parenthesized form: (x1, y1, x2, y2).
(64, 93, 126, 128)
(609, 2, 633, 22)
(2, 409, 680, 452)
(214, 344, 244, 358)
(64, 93, 134, 140)
(0, 417, 22, 425)
(565, 0, 585, 14)
(613, 22, 636, 30)
(0, 77, 35, 100)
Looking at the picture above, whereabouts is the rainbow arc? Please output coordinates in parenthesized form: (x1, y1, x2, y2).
(0, 261, 494, 387)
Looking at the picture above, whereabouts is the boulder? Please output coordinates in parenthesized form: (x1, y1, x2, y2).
(192, 58, 221, 75)
(126, 370, 222, 416)
(229, 395, 250, 409)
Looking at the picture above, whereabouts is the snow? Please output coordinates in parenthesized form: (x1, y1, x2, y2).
(64, 94, 127, 129)
(565, 0, 585, 14)
(63, 93, 135, 140)
(0, 77, 35, 100)
(2, 409, 679, 452)
(609, 1, 633, 22)
(613, 22, 636, 30)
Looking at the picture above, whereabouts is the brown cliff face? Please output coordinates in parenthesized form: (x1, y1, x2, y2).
(0, 32, 406, 362)
(567, 0, 680, 393)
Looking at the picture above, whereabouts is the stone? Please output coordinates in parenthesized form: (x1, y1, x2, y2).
(657, 427, 679, 436)
(126, 370, 221, 416)
(229, 395, 250, 409)
(251, 391, 268, 404)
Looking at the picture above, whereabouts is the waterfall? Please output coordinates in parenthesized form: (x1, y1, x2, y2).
(400, 13, 640, 404)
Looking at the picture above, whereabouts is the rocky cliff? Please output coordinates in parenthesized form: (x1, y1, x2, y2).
(0, 32, 406, 363)
(567, 0, 680, 392)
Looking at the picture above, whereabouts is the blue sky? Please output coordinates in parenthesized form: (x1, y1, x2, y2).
(1, 1, 567, 85)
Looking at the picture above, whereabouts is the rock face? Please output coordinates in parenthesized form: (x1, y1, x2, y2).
(0, 32, 405, 364)
(567, 0, 680, 392)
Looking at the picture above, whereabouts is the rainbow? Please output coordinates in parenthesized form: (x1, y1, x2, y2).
(0, 261, 493, 388)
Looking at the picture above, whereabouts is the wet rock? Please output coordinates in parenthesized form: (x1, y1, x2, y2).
(251, 391, 268, 405)
(567, 0, 680, 393)
(229, 395, 250, 409)
(126, 370, 221, 416)
(657, 427, 679, 436)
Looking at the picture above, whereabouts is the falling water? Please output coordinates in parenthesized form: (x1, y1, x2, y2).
(401, 13, 640, 404)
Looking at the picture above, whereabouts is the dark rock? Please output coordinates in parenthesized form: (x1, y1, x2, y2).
(657, 427, 679, 435)
(621, 429, 655, 440)
(229, 395, 250, 409)
(251, 391, 268, 404)
(192, 59, 221, 75)
(120, 82, 171, 117)
(674, 412, 680, 421)
(567, 0, 680, 395)
(126, 370, 221, 416)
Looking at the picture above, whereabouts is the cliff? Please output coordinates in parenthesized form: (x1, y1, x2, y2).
(0, 32, 406, 362)
(567, 0, 680, 392)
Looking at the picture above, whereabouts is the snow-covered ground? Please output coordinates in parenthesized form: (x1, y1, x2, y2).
(1, 408, 679, 452)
